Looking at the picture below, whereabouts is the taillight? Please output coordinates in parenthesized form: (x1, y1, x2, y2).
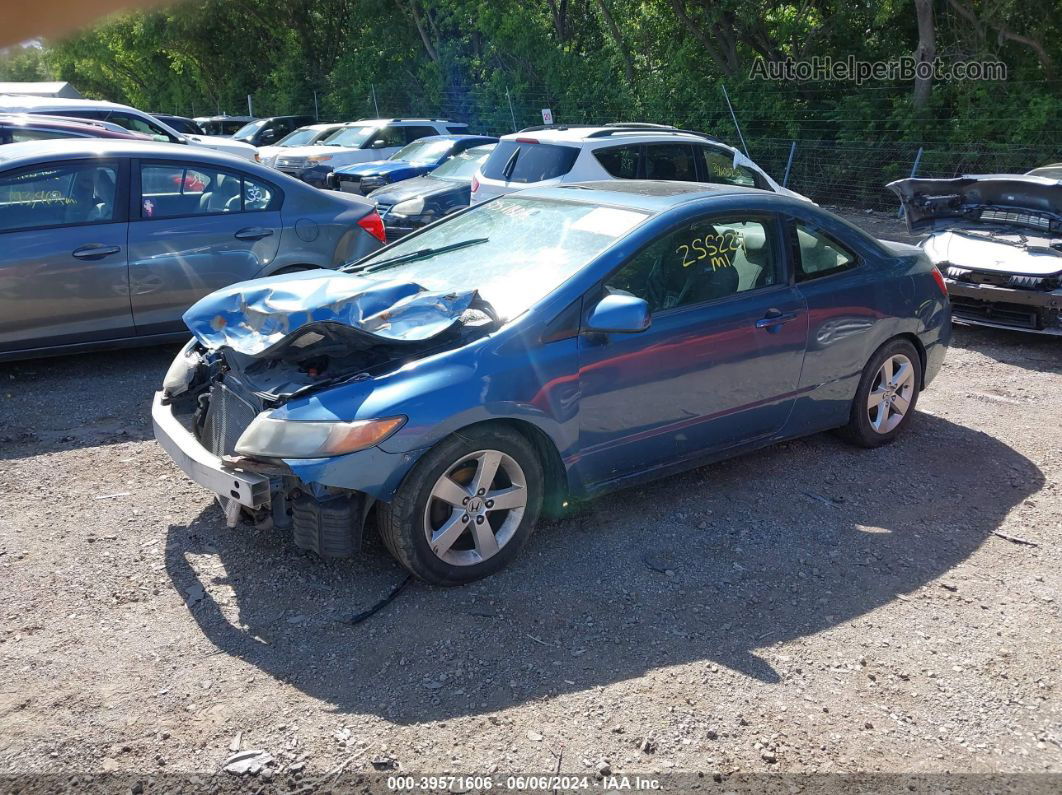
(357, 212, 386, 243)
(470, 175, 479, 193)
(930, 266, 948, 297)
(514, 137, 539, 144)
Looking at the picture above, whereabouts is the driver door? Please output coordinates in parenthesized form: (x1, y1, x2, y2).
(576, 212, 808, 486)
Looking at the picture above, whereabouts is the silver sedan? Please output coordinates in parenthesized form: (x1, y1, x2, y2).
(0, 139, 386, 361)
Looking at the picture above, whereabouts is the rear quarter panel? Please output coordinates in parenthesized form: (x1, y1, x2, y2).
(784, 209, 934, 435)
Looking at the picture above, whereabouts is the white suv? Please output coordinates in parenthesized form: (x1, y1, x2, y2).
(0, 95, 258, 160)
(272, 118, 468, 188)
(470, 123, 809, 204)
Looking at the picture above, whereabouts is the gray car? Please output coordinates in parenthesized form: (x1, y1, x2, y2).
(0, 139, 385, 361)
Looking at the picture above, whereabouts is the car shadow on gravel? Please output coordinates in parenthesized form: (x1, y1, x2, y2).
(165, 413, 1042, 723)
(0, 345, 180, 460)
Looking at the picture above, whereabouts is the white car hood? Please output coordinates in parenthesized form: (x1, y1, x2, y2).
(924, 230, 1062, 277)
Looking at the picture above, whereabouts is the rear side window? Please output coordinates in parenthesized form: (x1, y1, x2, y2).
(793, 223, 858, 281)
(594, 145, 640, 179)
(0, 162, 119, 231)
(139, 163, 279, 218)
(480, 140, 579, 184)
(700, 147, 764, 189)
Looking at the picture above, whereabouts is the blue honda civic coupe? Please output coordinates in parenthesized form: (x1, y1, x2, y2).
(153, 181, 950, 585)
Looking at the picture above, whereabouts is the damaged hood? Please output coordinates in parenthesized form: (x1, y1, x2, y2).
(183, 270, 483, 357)
(888, 175, 1062, 235)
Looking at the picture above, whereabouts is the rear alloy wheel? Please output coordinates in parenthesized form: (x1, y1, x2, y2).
(380, 427, 543, 584)
(866, 353, 916, 434)
(840, 339, 922, 448)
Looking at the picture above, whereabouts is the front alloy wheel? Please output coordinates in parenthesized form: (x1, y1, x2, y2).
(424, 450, 528, 566)
(379, 426, 543, 585)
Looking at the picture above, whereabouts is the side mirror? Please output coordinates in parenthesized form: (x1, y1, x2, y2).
(260, 129, 276, 143)
(370, 139, 388, 149)
(585, 293, 651, 334)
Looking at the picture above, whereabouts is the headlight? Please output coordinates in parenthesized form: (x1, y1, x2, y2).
(162, 343, 201, 397)
(307, 154, 334, 164)
(234, 414, 405, 458)
(390, 196, 425, 216)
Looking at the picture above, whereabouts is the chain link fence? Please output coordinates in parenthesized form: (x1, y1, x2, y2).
(245, 82, 1056, 212)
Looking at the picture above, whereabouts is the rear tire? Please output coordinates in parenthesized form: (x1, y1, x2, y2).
(839, 339, 922, 448)
(379, 426, 543, 585)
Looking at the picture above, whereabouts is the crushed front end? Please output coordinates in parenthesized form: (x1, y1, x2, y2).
(152, 270, 499, 557)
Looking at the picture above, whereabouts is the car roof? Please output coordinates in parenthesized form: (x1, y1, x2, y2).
(405, 134, 498, 144)
(346, 118, 465, 126)
(517, 179, 774, 213)
(0, 138, 269, 171)
(0, 95, 133, 112)
(499, 124, 726, 148)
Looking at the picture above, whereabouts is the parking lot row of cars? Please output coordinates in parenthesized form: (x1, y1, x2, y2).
(0, 89, 1056, 584)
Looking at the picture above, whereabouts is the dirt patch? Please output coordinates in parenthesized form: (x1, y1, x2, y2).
(0, 213, 1059, 786)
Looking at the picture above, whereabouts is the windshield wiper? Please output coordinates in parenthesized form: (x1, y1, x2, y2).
(502, 147, 520, 181)
(346, 237, 490, 273)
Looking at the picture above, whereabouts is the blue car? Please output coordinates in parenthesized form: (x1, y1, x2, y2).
(153, 181, 950, 585)
(328, 134, 497, 195)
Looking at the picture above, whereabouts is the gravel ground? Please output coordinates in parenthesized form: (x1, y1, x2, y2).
(0, 211, 1059, 789)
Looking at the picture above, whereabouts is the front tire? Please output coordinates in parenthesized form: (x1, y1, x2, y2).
(840, 339, 922, 448)
(379, 426, 543, 585)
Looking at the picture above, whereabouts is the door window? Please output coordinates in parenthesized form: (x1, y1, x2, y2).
(594, 145, 640, 179)
(699, 147, 764, 189)
(643, 143, 697, 181)
(606, 215, 781, 313)
(0, 162, 119, 231)
(104, 112, 179, 143)
(367, 126, 407, 149)
(139, 164, 278, 218)
(793, 224, 859, 280)
(402, 125, 439, 144)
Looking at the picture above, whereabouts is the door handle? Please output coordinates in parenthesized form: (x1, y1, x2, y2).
(72, 244, 121, 260)
(755, 309, 799, 329)
(234, 227, 274, 241)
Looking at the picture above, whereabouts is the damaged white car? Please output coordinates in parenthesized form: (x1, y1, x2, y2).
(890, 175, 1062, 335)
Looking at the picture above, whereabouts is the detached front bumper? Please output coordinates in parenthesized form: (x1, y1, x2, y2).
(945, 278, 1062, 335)
(151, 391, 270, 509)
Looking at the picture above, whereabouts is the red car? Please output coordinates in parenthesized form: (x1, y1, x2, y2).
(0, 114, 152, 144)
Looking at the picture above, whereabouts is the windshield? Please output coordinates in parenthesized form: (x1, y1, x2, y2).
(432, 145, 495, 181)
(390, 138, 454, 165)
(321, 125, 378, 148)
(346, 195, 648, 319)
(233, 119, 267, 141)
(275, 127, 320, 147)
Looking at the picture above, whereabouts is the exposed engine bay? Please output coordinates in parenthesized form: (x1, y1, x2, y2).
(888, 175, 1062, 334)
